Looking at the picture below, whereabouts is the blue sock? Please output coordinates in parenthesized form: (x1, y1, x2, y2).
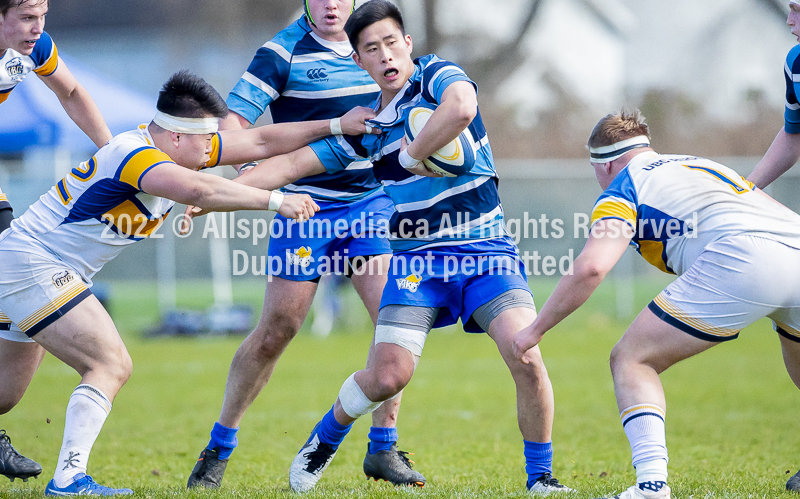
(316, 406, 352, 450)
(524, 440, 553, 488)
(208, 422, 239, 460)
(367, 427, 397, 454)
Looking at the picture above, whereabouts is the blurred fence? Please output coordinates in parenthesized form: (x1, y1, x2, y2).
(2, 156, 799, 318)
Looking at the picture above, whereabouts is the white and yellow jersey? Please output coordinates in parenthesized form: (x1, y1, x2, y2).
(590, 151, 800, 275)
(1, 124, 222, 282)
(0, 31, 58, 104)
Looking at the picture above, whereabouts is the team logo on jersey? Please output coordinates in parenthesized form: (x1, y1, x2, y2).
(396, 274, 422, 293)
(52, 271, 75, 289)
(288, 246, 313, 267)
(306, 68, 328, 81)
(5, 57, 24, 81)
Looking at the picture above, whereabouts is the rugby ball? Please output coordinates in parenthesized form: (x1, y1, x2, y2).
(403, 104, 476, 177)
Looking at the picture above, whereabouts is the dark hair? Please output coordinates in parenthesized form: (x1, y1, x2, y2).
(1, 0, 47, 16)
(156, 70, 228, 119)
(344, 0, 405, 52)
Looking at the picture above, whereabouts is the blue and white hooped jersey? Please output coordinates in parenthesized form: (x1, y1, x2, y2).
(309, 54, 502, 252)
(3, 125, 223, 282)
(590, 151, 800, 275)
(784, 45, 800, 133)
(227, 16, 381, 202)
(0, 31, 58, 104)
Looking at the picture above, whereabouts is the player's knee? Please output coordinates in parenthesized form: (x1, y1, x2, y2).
(609, 342, 636, 376)
(253, 312, 303, 354)
(372, 367, 412, 400)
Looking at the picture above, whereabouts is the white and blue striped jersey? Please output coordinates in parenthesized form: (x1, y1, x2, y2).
(227, 16, 381, 202)
(590, 151, 800, 275)
(784, 45, 800, 133)
(0, 31, 58, 105)
(309, 54, 502, 252)
(2, 125, 223, 282)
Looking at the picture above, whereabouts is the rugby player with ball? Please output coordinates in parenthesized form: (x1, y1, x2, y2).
(192, 0, 574, 494)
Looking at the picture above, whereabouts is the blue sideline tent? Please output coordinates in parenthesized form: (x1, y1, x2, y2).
(0, 57, 155, 154)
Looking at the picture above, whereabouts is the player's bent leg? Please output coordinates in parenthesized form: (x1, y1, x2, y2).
(290, 307, 428, 492)
(0, 336, 46, 482)
(352, 256, 426, 486)
(30, 295, 133, 496)
(776, 334, 800, 492)
(0, 336, 45, 414)
(484, 302, 571, 495)
(187, 277, 318, 489)
(604, 306, 720, 499)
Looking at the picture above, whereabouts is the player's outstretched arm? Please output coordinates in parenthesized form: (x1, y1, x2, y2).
(512, 219, 632, 361)
(748, 128, 800, 188)
(217, 106, 379, 166)
(39, 57, 113, 148)
(139, 161, 318, 220)
(236, 146, 327, 192)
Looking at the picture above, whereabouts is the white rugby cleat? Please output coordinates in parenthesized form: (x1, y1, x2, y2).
(595, 482, 671, 499)
(289, 428, 338, 493)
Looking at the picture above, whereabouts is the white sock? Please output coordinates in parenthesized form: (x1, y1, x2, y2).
(52, 384, 112, 488)
(620, 403, 668, 483)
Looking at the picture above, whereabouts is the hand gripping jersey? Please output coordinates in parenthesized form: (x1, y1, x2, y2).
(309, 54, 502, 252)
(590, 151, 800, 275)
(0, 31, 58, 104)
(227, 16, 381, 202)
(2, 125, 223, 283)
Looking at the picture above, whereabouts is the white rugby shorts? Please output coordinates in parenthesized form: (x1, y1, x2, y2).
(0, 249, 91, 338)
(649, 234, 800, 342)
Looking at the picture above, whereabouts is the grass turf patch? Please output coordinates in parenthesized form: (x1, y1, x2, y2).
(1, 277, 798, 498)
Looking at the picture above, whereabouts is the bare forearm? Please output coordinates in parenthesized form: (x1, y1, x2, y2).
(189, 175, 272, 212)
(533, 262, 605, 336)
(748, 128, 800, 188)
(256, 120, 332, 157)
(59, 85, 112, 148)
(236, 147, 324, 191)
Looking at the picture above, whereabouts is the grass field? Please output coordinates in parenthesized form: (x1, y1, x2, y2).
(1, 276, 799, 498)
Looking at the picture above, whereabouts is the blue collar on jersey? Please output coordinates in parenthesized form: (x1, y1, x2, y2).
(305, 0, 355, 27)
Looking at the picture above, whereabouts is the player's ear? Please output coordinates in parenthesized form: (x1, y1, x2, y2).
(352, 52, 364, 70)
(405, 34, 413, 53)
(171, 132, 182, 148)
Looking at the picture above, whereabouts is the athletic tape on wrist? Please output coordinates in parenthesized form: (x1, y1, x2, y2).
(398, 148, 422, 169)
(338, 373, 382, 419)
(330, 117, 343, 136)
(268, 191, 284, 211)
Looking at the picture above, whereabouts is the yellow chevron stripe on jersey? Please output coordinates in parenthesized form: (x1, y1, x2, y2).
(653, 293, 739, 338)
(0, 193, 7, 203)
(33, 42, 58, 76)
(0, 93, 9, 104)
(116, 147, 174, 189)
(591, 198, 636, 227)
(102, 200, 168, 238)
(0, 311, 10, 323)
(638, 240, 672, 274)
(17, 280, 87, 332)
